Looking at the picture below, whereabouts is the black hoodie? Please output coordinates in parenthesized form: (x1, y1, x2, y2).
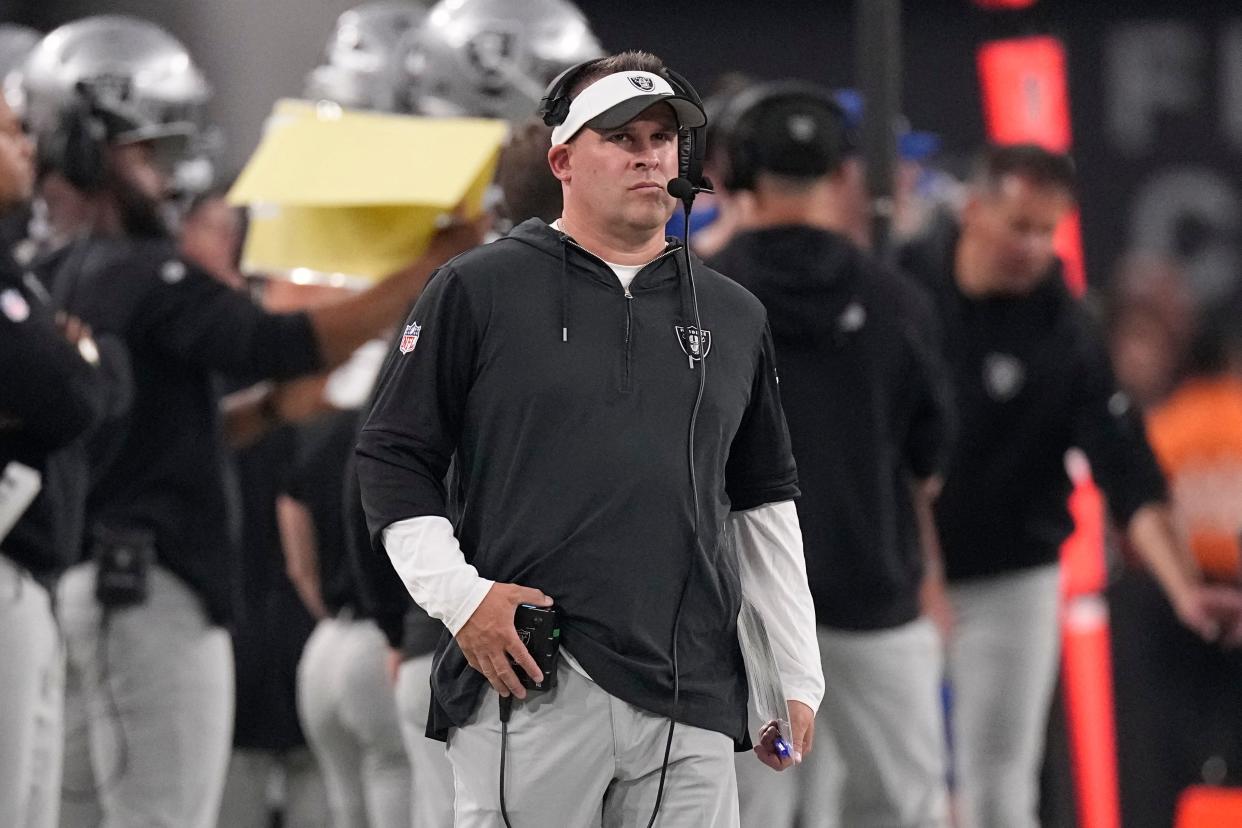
(711, 226, 954, 630)
(357, 218, 799, 744)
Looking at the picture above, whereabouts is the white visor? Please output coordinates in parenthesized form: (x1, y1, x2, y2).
(549, 71, 706, 146)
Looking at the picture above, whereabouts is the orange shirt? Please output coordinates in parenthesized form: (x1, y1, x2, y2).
(1146, 376, 1242, 580)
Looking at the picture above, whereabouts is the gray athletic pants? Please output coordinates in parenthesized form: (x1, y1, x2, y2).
(446, 657, 741, 827)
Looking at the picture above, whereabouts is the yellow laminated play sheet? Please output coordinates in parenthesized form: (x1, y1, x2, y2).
(229, 99, 507, 285)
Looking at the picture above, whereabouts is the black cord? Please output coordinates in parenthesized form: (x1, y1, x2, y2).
(646, 199, 709, 828)
(62, 607, 129, 800)
(496, 196, 707, 828)
(499, 694, 515, 828)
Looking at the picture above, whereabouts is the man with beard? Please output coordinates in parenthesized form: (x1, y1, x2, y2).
(21, 16, 480, 827)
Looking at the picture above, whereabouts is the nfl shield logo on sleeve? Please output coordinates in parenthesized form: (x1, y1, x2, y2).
(399, 322, 422, 354)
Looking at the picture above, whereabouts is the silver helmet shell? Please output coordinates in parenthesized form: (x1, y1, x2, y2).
(304, 0, 431, 111)
(396, 0, 603, 121)
(0, 24, 41, 114)
(21, 15, 210, 152)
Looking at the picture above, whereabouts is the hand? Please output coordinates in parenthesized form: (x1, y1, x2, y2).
(386, 647, 403, 687)
(754, 700, 814, 772)
(1171, 582, 1242, 643)
(422, 213, 490, 270)
(270, 375, 330, 423)
(56, 312, 99, 365)
(56, 312, 91, 345)
(455, 582, 553, 700)
(920, 570, 955, 640)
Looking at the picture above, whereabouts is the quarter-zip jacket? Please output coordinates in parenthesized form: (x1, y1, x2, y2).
(357, 218, 799, 744)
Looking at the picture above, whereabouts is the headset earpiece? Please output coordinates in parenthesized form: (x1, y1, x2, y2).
(54, 99, 108, 192)
(660, 67, 707, 189)
(538, 59, 596, 128)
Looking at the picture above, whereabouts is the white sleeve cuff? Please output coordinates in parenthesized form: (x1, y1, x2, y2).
(382, 516, 494, 635)
(731, 500, 825, 712)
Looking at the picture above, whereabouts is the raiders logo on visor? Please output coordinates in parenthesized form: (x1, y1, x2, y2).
(627, 75, 655, 92)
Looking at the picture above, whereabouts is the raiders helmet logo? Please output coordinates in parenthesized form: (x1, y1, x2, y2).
(82, 72, 134, 106)
(787, 114, 818, 143)
(628, 75, 656, 92)
(675, 324, 712, 361)
(466, 29, 517, 92)
(983, 352, 1025, 401)
(399, 322, 422, 355)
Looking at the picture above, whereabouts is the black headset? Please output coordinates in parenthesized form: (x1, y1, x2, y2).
(718, 80, 856, 192)
(42, 85, 111, 192)
(538, 59, 710, 191)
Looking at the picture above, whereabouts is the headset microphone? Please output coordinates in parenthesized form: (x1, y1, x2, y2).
(665, 176, 714, 206)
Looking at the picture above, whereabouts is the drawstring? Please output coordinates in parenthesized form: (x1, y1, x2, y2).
(560, 240, 569, 343)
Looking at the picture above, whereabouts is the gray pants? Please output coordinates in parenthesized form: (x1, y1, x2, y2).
(447, 658, 741, 827)
(57, 561, 234, 828)
(215, 747, 330, 828)
(946, 564, 1062, 828)
(297, 616, 411, 828)
(395, 652, 456, 828)
(0, 555, 63, 828)
(735, 618, 948, 828)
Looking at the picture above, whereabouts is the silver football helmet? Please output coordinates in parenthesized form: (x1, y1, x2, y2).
(395, 0, 604, 121)
(0, 24, 41, 113)
(22, 15, 210, 155)
(304, 0, 432, 111)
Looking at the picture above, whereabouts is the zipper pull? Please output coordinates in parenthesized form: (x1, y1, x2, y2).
(624, 287, 632, 299)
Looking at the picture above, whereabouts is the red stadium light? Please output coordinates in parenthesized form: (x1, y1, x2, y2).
(972, 0, 1039, 9)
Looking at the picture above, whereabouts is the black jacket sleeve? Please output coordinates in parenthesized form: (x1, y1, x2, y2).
(1071, 311, 1167, 525)
(355, 267, 480, 547)
(343, 453, 411, 647)
(0, 287, 107, 452)
(725, 322, 800, 510)
(121, 256, 323, 381)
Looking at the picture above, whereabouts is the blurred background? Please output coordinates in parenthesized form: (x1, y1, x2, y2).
(4, 2, 1242, 828)
(4, 0, 1239, 302)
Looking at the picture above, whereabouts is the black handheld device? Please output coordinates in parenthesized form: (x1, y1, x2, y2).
(512, 603, 560, 691)
(91, 524, 155, 608)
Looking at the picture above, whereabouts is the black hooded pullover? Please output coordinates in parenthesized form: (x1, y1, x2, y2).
(357, 218, 799, 744)
(711, 226, 954, 630)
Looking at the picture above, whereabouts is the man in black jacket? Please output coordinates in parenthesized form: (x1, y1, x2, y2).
(897, 144, 1242, 828)
(708, 83, 954, 828)
(0, 89, 129, 828)
(20, 17, 480, 828)
(357, 51, 824, 826)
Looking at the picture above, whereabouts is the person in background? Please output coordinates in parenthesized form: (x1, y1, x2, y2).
(708, 82, 954, 828)
(897, 143, 1242, 828)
